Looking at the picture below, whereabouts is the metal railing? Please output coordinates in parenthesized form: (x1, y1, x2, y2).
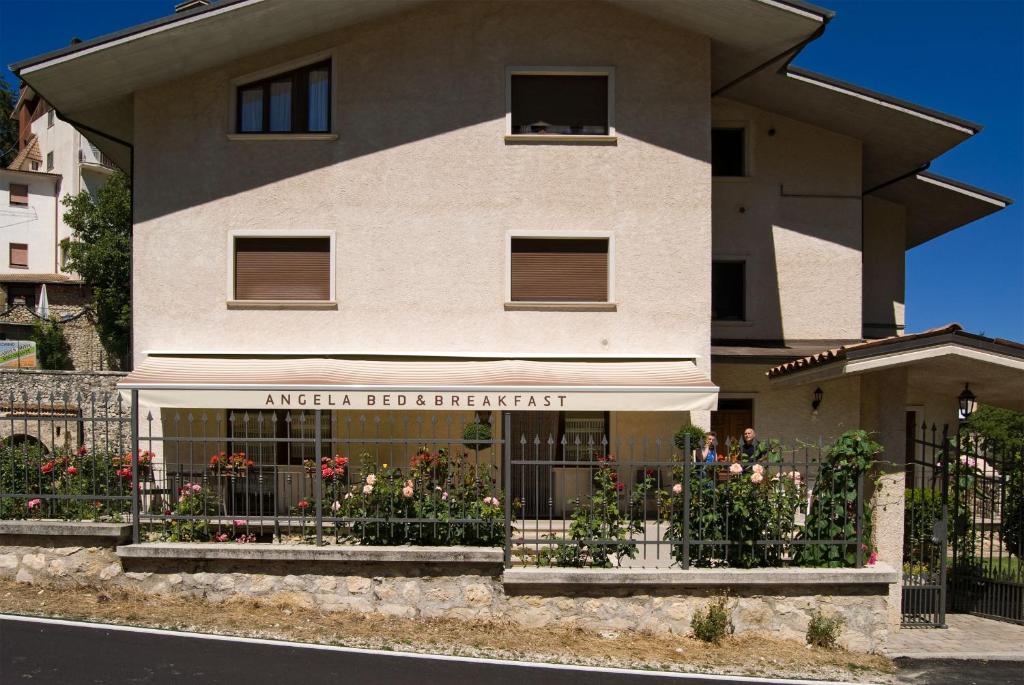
(506, 433, 867, 569)
(79, 143, 116, 170)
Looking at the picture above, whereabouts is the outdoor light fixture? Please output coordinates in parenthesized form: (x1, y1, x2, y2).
(958, 383, 977, 419)
(811, 387, 823, 414)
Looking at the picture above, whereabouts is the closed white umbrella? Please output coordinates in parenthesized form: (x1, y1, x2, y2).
(35, 284, 49, 319)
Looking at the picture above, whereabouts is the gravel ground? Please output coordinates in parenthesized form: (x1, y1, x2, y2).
(0, 578, 896, 682)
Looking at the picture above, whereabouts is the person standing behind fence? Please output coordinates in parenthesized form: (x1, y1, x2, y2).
(701, 432, 719, 463)
(739, 427, 762, 463)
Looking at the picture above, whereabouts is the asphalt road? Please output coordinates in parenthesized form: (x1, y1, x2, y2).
(0, 615, 845, 685)
(894, 658, 1024, 685)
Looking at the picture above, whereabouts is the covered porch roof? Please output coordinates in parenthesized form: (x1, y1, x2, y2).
(767, 324, 1024, 412)
(120, 354, 719, 412)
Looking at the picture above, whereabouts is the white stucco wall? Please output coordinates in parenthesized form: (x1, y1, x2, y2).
(862, 196, 906, 339)
(131, 1, 712, 365)
(0, 171, 59, 274)
(711, 362, 862, 445)
(710, 98, 863, 342)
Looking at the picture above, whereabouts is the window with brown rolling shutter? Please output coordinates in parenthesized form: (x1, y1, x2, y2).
(9, 184, 28, 206)
(9, 243, 29, 269)
(510, 238, 609, 302)
(234, 237, 330, 301)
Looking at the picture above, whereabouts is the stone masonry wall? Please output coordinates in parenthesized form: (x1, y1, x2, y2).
(0, 299, 116, 372)
(0, 543, 889, 652)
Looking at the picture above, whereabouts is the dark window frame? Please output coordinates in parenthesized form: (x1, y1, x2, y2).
(235, 59, 332, 134)
(508, 70, 613, 136)
(712, 260, 746, 322)
(227, 409, 332, 467)
(711, 127, 747, 177)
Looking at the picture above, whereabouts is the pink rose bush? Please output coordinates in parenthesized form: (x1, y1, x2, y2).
(327, 447, 507, 546)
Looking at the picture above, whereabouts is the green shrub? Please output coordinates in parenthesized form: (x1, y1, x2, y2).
(32, 319, 73, 370)
(691, 596, 731, 643)
(462, 422, 493, 451)
(674, 424, 705, 453)
(806, 610, 844, 649)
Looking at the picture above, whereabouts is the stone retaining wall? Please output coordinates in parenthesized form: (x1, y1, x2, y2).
(0, 539, 891, 652)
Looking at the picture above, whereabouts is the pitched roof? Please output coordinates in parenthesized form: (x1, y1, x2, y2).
(6, 136, 42, 171)
(767, 324, 1024, 379)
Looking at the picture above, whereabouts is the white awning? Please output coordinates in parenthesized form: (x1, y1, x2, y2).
(119, 355, 718, 412)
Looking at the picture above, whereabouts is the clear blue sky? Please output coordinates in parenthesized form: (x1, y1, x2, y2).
(2, 0, 1021, 340)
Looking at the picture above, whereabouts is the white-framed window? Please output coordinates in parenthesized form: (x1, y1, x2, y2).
(226, 229, 336, 306)
(505, 67, 615, 139)
(506, 232, 614, 304)
(229, 51, 335, 137)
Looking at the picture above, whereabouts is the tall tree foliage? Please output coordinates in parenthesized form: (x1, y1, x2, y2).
(0, 79, 19, 167)
(62, 171, 131, 368)
(32, 319, 73, 370)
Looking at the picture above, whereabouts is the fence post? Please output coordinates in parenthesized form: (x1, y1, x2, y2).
(314, 409, 323, 546)
(130, 389, 140, 544)
(682, 435, 691, 570)
(503, 411, 512, 568)
(855, 468, 864, 568)
(938, 424, 950, 627)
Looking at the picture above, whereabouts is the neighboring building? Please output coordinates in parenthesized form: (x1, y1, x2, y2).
(1, 85, 115, 370)
(11, 0, 1022, 625)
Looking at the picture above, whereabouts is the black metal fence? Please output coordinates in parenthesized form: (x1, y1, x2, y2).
(902, 423, 949, 627)
(2, 392, 879, 572)
(507, 433, 868, 570)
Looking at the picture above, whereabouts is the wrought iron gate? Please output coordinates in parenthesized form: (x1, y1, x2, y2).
(902, 423, 949, 627)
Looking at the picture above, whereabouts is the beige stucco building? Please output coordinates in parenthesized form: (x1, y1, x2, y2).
(13, 0, 1022, 625)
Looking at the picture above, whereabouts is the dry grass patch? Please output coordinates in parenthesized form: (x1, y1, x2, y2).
(0, 578, 895, 682)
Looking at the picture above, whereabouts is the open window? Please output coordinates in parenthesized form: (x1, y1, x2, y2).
(712, 260, 745, 321)
(712, 127, 746, 177)
(507, 68, 614, 138)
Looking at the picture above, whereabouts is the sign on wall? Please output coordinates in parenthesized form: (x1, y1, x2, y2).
(0, 341, 37, 369)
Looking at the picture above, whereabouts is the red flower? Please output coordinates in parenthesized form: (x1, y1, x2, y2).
(609, 471, 618, 482)
(76, 446, 88, 456)
(66, 466, 78, 476)
(615, 482, 625, 491)
(321, 466, 333, 479)
(334, 456, 348, 467)
(644, 468, 656, 478)
(40, 461, 55, 474)
(209, 455, 220, 466)
(297, 499, 310, 509)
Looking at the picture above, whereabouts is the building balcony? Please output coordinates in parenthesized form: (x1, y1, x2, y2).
(78, 143, 116, 171)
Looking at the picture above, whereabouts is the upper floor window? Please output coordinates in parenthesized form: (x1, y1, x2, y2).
(712, 260, 745, 321)
(712, 127, 745, 177)
(236, 60, 331, 134)
(510, 237, 609, 302)
(9, 243, 29, 269)
(46, 152, 54, 171)
(47, 109, 55, 128)
(507, 68, 613, 137)
(233, 236, 331, 301)
(8, 184, 28, 206)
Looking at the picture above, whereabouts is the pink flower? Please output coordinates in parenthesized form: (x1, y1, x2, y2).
(752, 464, 764, 475)
(405, 479, 414, 488)
(232, 519, 247, 528)
(868, 550, 878, 566)
(362, 484, 374, 495)
(402, 485, 414, 498)
(672, 483, 683, 495)
(615, 482, 624, 491)
(214, 533, 229, 542)
(729, 463, 742, 474)
(441, 491, 449, 501)
(66, 466, 78, 476)
(751, 472, 764, 484)
(366, 474, 377, 486)
(27, 498, 41, 509)
(191, 483, 202, 493)
(483, 496, 493, 506)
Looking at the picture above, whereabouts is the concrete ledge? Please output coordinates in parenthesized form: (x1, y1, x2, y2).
(116, 543, 504, 565)
(502, 564, 898, 588)
(0, 520, 132, 544)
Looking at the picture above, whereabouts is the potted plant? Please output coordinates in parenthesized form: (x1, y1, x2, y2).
(674, 424, 706, 457)
(462, 419, 493, 451)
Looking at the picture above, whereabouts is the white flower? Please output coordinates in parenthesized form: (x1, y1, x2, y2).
(752, 464, 764, 475)
(672, 483, 683, 494)
(751, 472, 764, 484)
(330, 500, 341, 513)
(362, 484, 374, 495)
(366, 474, 377, 486)
(729, 463, 742, 474)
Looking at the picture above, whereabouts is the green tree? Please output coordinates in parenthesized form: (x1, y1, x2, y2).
(62, 171, 131, 368)
(0, 79, 19, 167)
(32, 319, 73, 370)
